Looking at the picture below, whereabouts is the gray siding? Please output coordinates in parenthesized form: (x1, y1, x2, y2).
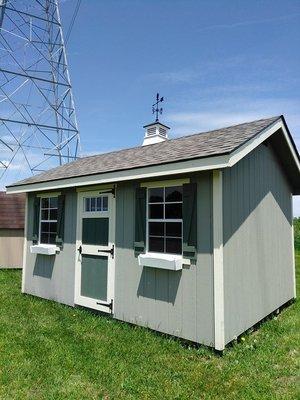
(223, 143, 295, 344)
(0, 228, 24, 268)
(24, 190, 77, 306)
(114, 172, 215, 346)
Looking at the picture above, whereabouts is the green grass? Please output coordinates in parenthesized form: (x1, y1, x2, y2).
(0, 257, 299, 400)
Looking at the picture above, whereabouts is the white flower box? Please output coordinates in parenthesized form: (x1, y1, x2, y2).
(30, 244, 60, 256)
(138, 252, 188, 271)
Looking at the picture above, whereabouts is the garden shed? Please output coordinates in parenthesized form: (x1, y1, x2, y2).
(0, 191, 25, 268)
(6, 115, 300, 350)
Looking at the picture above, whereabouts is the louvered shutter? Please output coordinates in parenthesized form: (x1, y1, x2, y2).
(55, 194, 65, 248)
(183, 183, 197, 260)
(32, 196, 40, 244)
(134, 187, 146, 256)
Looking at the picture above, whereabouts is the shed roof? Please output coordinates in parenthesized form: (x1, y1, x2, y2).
(0, 192, 25, 229)
(6, 115, 300, 194)
(8, 116, 283, 186)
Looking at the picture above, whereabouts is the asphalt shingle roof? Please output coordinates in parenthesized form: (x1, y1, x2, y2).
(8, 116, 281, 187)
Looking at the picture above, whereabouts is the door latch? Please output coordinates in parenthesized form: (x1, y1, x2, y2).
(98, 244, 114, 258)
(78, 245, 82, 255)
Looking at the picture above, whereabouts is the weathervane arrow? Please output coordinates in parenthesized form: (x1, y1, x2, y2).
(152, 92, 164, 122)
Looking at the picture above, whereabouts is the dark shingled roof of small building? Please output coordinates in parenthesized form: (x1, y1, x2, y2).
(0, 192, 25, 229)
(7, 116, 284, 187)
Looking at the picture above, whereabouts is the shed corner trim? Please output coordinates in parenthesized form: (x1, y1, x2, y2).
(213, 169, 225, 350)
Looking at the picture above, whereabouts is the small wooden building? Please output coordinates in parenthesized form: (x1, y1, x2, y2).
(0, 192, 25, 268)
(6, 116, 300, 350)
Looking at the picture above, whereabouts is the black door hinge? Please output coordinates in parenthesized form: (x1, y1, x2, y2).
(78, 245, 82, 254)
(98, 244, 114, 258)
(96, 299, 113, 312)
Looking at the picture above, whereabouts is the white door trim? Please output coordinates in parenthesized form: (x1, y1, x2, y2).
(213, 170, 225, 351)
(74, 189, 116, 313)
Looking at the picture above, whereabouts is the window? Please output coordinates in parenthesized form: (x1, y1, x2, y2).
(147, 186, 182, 255)
(40, 196, 58, 244)
(83, 195, 108, 212)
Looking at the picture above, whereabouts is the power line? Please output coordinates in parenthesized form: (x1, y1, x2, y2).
(65, 0, 81, 44)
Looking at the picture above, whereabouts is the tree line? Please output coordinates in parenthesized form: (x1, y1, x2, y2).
(294, 217, 300, 251)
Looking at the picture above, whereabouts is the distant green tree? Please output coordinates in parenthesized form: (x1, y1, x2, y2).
(294, 217, 300, 251)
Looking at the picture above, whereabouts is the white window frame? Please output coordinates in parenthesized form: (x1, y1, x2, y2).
(141, 178, 190, 256)
(39, 194, 59, 245)
(83, 194, 109, 213)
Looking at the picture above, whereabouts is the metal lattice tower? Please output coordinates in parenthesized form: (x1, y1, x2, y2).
(0, 0, 80, 183)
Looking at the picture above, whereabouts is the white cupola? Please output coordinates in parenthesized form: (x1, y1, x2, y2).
(142, 121, 170, 146)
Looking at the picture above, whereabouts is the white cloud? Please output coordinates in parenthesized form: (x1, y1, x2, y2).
(166, 95, 300, 217)
(166, 96, 300, 141)
(146, 70, 202, 84)
(197, 13, 300, 33)
(167, 111, 261, 135)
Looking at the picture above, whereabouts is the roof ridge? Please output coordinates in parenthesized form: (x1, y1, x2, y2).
(79, 115, 281, 161)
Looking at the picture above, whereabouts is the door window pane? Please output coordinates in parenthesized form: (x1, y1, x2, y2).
(102, 196, 108, 211)
(96, 197, 102, 211)
(84, 196, 109, 212)
(82, 218, 109, 246)
(84, 198, 90, 212)
(91, 197, 96, 211)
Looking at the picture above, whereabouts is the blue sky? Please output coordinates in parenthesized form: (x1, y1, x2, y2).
(61, 0, 300, 214)
(4, 0, 300, 214)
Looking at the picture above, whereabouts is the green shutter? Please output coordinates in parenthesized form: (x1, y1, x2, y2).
(55, 194, 65, 248)
(183, 182, 197, 260)
(134, 186, 146, 256)
(32, 196, 40, 244)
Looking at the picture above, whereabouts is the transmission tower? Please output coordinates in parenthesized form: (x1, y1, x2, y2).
(0, 0, 80, 184)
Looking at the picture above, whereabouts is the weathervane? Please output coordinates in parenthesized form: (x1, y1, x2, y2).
(152, 93, 164, 122)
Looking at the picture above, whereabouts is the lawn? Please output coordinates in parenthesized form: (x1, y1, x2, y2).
(0, 256, 299, 400)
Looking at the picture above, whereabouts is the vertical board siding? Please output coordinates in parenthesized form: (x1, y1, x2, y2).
(0, 229, 24, 268)
(24, 190, 77, 306)
(114, 173, 214, 346)
(223, 143, 294, 344)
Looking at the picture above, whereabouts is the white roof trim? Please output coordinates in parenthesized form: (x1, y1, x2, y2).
(6, 154, 229, 193)
(228, 119, 300, 171)
(6, 119, 299, 194)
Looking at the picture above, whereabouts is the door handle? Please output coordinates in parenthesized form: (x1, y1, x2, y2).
(78, 245, 82, 255)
